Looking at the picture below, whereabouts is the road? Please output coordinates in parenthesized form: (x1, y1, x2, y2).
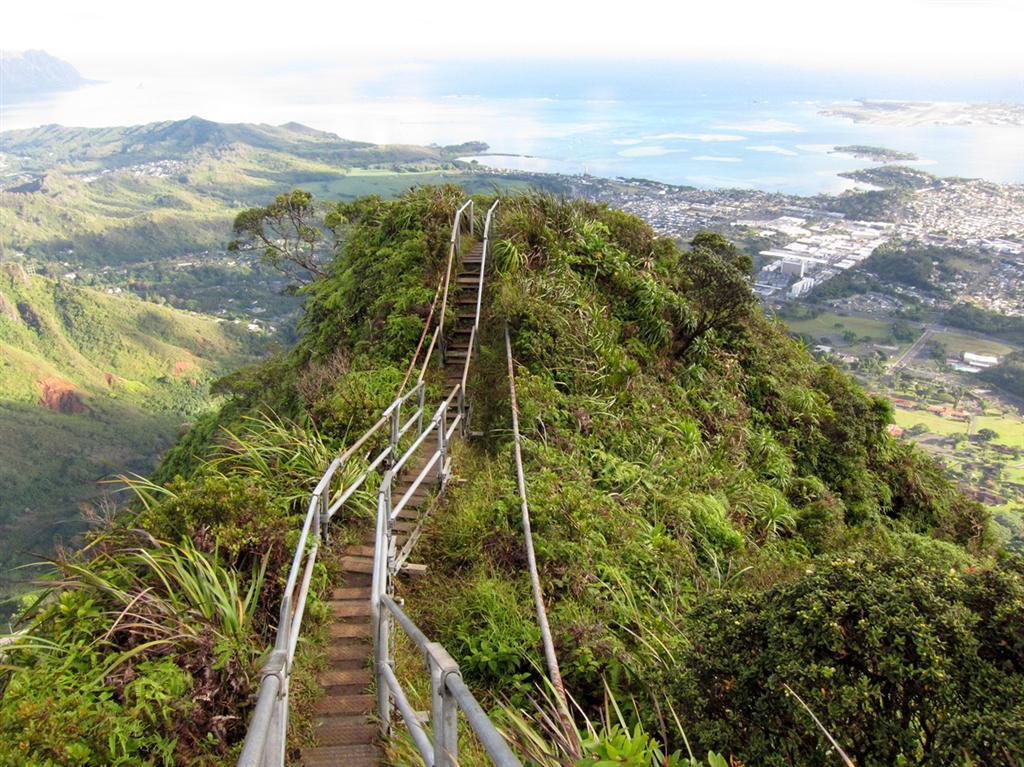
(891, 326, 935, 370)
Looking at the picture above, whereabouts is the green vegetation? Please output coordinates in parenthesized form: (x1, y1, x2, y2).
(2, 188, 1020, 766)
(810, 242, 975, 300)
(981, 350, 1024, 398)
(0, 264, 261, 603)
(832, 145, 918, 162)
(837, 165, 937, 191)
(945, 303, 1024, 345)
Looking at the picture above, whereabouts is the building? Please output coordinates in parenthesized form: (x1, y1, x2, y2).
(963, 352, 1000, 368)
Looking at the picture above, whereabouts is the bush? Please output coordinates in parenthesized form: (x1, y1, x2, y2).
(663, 555, 1024, 766)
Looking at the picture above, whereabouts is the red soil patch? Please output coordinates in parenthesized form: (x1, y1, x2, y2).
(37, 377, 88, 414)
(172, 359, 197, 376)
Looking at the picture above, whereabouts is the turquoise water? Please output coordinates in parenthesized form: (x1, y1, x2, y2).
(3, 60, 1022, 195)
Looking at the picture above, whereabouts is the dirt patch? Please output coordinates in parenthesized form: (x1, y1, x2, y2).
(0, 293, 17, 323)
(37, 377, 89, 415)
(172, 359, 197, 376)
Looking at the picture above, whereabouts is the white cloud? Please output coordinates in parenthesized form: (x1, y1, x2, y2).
(796, 144, 838, 154)
(611, 138, 643, 146)
(694, 155, 743, 163)
(747, 145, 799, 156)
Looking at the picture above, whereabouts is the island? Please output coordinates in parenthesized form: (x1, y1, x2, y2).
(832, 145, 918, 162)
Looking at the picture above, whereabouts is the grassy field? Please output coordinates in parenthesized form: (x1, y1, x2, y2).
(782, 310, 918, 355)
(931, 331, 1016, 358)
(892, 405, 969, 436)
(973, 413, 1024, 447)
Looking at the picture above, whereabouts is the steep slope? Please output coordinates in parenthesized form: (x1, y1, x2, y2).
(0, 188, 1019, 767)
(0, 263, 261, 580)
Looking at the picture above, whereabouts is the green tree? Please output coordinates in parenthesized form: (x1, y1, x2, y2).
(229, 189, 335, 280)
(672, 232, 756, 357)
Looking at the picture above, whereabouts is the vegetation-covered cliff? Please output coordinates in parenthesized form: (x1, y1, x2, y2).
(1, 187, 1020, 766)
(0, 265, 261, 595)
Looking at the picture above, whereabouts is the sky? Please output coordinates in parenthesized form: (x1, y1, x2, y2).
(3, 0, 1023, 79)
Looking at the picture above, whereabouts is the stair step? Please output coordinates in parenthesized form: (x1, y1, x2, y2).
(329, 622, 371, 639)
(330, 601, 371, 618)
(315, 720, 378, 747)
(325, 644, 370, 662)
(394, 521, 416, 533)
(332, 586, 369, 600)
(322, 668, 372, 687)
(313, 694, 374, 716)
(343, 545, 376, 558)
(400, 562, 428, 576)
(340, 556, 373, 574)
(302, 744, 380, 766)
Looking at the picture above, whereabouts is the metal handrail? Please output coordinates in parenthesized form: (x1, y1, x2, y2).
(459, 200, 500, 421)
(237, 200, 475, 767)
(370, 200, 516, 767)
(380, 594, 522, 767)
(421, 199, 474, 382)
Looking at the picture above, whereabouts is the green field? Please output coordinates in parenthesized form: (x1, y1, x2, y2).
(973, 413, 1024, 448)
(783, 310, 918, 354)
(892, 405, 969, 436)
(932, 331, 1016, 358)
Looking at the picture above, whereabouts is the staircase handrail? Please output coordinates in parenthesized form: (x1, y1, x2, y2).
(238, 199, 476, 767)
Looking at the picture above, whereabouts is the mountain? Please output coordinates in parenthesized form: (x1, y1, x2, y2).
(2, 188, 1018, 766)
(0, 50, 87, 96)
(0, 263, 262, 591)
(1, 116, 489, 173)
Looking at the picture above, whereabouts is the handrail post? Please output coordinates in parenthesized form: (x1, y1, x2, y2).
(437, 405, 447, 487)
(388, 405, 400, 466)
(417, 382, 425, 436)
(427, 642, 460, 767)
(374, 476, 393, 732)
(458, 383, 466, 438)
(315, 488, 328, 544)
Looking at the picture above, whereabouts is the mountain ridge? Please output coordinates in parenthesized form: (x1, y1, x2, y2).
(0, 49, 88, 96)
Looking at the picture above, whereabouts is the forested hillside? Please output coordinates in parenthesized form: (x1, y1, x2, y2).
(1, 188, 1020, 766)
(0, 264, 261, 599)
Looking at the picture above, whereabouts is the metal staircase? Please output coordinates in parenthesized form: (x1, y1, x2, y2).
(238, 199, 518, 767)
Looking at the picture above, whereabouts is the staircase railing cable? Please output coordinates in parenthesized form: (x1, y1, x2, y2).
(504, 324, 579, 756)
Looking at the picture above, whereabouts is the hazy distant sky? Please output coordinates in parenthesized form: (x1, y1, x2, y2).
(3, 0, 1023, 79)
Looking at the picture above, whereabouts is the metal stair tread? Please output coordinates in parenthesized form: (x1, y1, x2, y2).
(312, 694, 374, 715)
(321, 668, 371, 686)
(313, 721, 378, 747)
(301, 744, 380, 766)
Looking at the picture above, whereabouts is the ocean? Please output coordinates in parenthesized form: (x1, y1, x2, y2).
(3, 59, 1022, 195)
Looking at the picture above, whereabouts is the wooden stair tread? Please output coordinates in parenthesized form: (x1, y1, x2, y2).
(330, 601, 371, 617)
(331, 586, 369, 600)
(325, 644, 370, 662)
(329, 622, 370, 638)
(340, 556, 373, 573)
